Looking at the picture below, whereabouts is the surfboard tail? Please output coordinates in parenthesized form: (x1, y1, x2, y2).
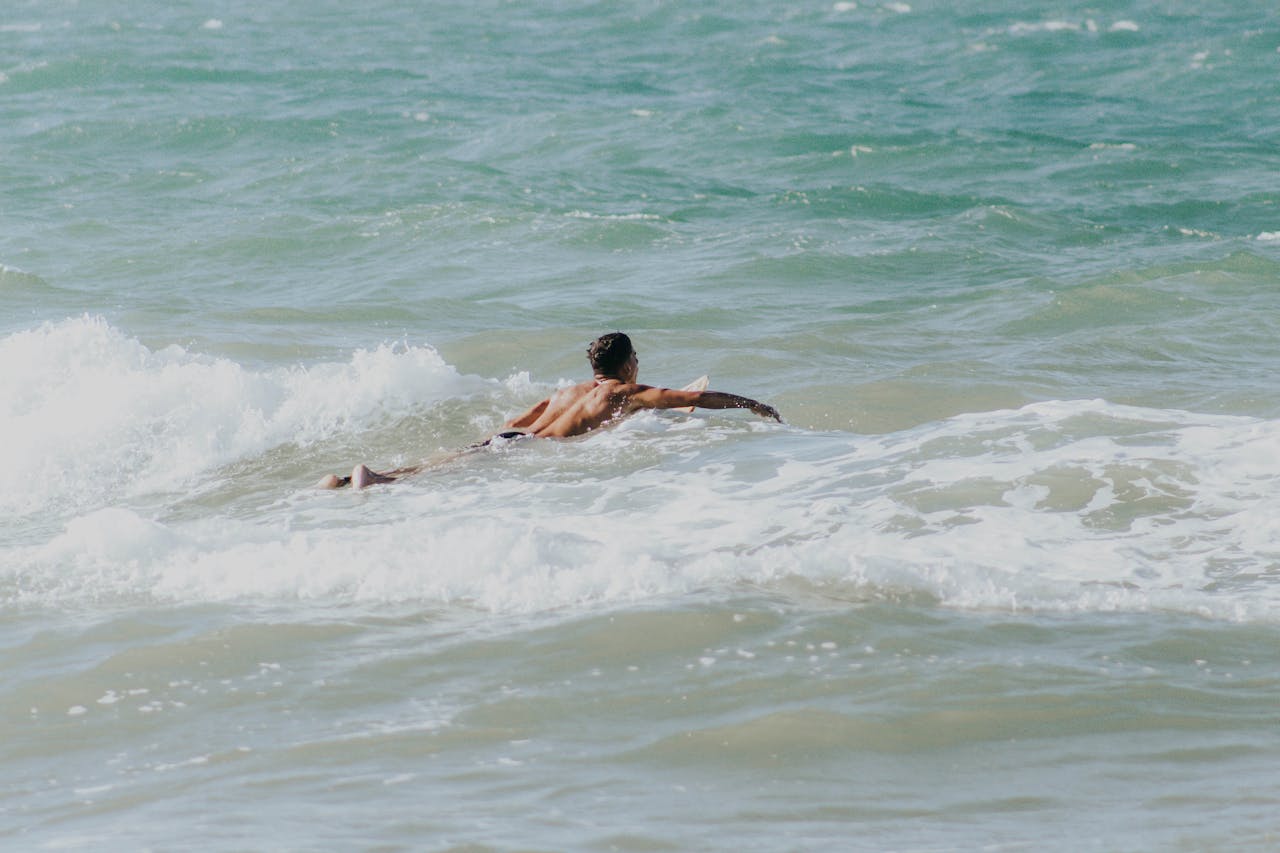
(676, 375, 709, 413)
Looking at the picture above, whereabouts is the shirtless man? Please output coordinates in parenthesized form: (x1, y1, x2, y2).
(319, 332, 782, 489)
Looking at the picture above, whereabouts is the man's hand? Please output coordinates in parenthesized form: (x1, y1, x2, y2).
(752, 401, 783, 423)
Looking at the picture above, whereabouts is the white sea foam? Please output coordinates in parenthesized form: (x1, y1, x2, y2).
(5, 322, 1278, 621)
(7, 367, 1280, 624)
(0, 316, 491, 519)
(565, 211, 663, 221)
(1009, 21, 1081, 35)
(1007, 19, 1141, 37)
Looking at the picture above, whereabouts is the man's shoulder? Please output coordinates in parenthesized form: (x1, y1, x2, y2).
(613, 382, 663, 397)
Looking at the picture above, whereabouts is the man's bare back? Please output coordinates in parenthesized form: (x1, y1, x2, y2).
(318, 332, 781, 489)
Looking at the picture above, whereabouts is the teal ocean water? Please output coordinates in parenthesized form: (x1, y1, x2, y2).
(5, 1, 1280, 849)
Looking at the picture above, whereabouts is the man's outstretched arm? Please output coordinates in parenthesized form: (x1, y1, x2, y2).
(694, 390, 783, 422)
(627, 386, 783, 422)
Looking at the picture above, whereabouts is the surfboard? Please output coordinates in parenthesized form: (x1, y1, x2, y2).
(676, 375, 709, 413)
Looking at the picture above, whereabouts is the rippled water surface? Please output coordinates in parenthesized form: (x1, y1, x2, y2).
(4, 1, 1280, 849)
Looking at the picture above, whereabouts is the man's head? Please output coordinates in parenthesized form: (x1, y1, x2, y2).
(587, 332, 635, 378)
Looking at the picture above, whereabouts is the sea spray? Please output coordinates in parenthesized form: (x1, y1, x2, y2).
(0, 316, 493, 520)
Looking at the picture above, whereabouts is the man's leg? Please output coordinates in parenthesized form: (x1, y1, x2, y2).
(316, 445, 486, 490)
(316, 463, 413, 489)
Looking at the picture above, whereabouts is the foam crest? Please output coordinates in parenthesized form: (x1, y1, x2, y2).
(0, 316, 487, 520)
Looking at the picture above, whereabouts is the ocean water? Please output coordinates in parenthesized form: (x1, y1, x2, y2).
(4, 0, 1280, 849)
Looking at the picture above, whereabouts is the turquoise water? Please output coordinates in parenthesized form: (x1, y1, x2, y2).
(5, 1, 1280, 849)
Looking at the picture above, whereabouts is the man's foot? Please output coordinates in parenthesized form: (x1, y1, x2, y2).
(351, 464, 397, 490)
(316, 473, 351, 489)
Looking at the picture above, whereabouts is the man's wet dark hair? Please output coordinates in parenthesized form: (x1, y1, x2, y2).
(587, 332, 634, 376)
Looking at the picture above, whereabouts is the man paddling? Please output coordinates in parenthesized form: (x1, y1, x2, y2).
(319, 332, 782, 489)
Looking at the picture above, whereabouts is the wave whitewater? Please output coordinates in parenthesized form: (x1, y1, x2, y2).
(4, 318, 1278, 623)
